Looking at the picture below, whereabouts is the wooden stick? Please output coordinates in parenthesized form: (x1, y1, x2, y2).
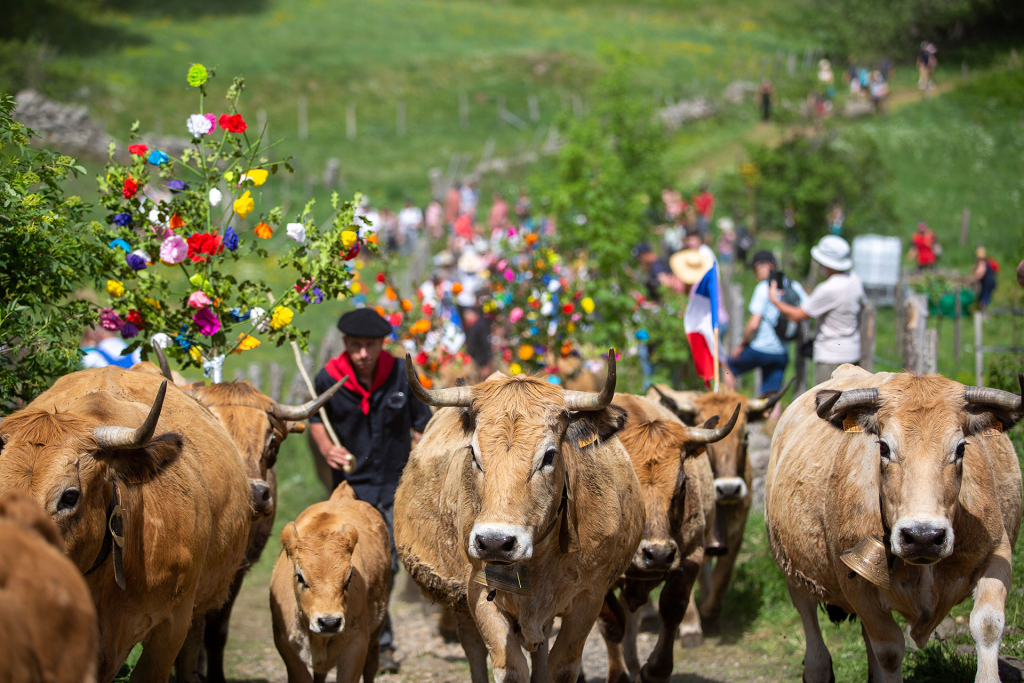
(713, 327, 721, 393)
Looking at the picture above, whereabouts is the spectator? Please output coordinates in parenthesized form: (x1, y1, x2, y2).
(425, 199, 443, 239)
(397, 199, 424, 255)
(971, 246, 999, 311)
(869, 70, 889, 114)
(917, 42, 938, 90)
(1017, 253, 1024, 288)
(757, 79, 774, 121)
(514, 188, 532, 220)
(724, 251, 806, 417)
(487, 192, 508, 232)
(459, 181, 478, 218)
(693, 184, 715, 230)
(444, 185, 461, 227)
(633, 243, 677, 302)
(909, 222, 938, 270)
(716, 217, 736, 264)
(81, 327, 141, 369)
(379, 206, 398, 252)
(770, 235, 865, 386)
(461, 306, 493, 376)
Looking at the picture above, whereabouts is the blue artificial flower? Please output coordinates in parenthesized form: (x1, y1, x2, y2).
(148, 150, 170, 165)
(635, 329, 650, 342)
(529, 326, 538, 335)
(126, 253, 147, 271)
(228, 307, 249, 323)
(120, 322, 140, 339)
(223, 225, 239, 251)
(112, 212, 133, 227)
(109, 238, 132, 253)
(166, 180, 189, 193)
(175, 325, 193, 349)
(546, 375, 562, 385)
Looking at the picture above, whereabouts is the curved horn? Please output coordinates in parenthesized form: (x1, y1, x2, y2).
(150, 339, 173, 382)
(815, 388, 880, 421)
(652, 384, 699, 416)
(272, 376, 348, 421)
(747, 375, 797, 414)
(563, 349, 616, 411)
(684, 403, 741, 444)
(964, 373, 1024, 414)
(405, 354, 474, 407)
(93, 381, 167, 449)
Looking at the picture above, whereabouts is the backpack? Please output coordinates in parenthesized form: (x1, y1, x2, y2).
(773, 277, 803, 342)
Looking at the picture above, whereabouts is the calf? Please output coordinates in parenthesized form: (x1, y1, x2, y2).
(270, 482, 392, 683)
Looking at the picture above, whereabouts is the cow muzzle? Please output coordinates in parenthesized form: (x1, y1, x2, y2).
(633, 539, 679, 572)
(469, 524, 533, 564)
(890, 517, 954, 564)
(713, 477, 748, 503)
(310, 613, 345, 635)
(249, 479, 274, 520)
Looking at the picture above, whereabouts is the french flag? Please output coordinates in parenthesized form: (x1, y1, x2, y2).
(684, 262, 719, 387)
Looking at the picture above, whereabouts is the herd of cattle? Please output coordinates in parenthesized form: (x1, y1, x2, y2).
(0, 347, 1021, 683)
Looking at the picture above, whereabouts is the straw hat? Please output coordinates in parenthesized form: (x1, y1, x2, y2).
(670, 249, 715, 285)
(810, 235, 852, 272)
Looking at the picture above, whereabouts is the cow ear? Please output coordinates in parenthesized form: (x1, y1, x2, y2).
(97, 433, 184, 485)
(566, 404, 627, 450)
(281, 522, 299, 557)
(815, 390, 879, 433)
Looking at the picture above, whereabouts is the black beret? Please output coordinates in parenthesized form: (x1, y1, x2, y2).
(337, 308, 392, 338)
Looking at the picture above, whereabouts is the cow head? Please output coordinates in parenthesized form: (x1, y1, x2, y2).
(616, 396, 740, 574)
(815, 374, 1024, 565)
(407, 351, 624, 565)
(281, 520, 358, 635)
(0, 382, 179, 571)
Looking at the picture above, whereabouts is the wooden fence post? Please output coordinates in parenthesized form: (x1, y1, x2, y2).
(926, 328, 938, 374)
(346, 104, 356, 140)
(953, 287, 963, 364)
(859, 303, 876, 372)
(960, 207, 971, 247)
(894, 272, 905, 352)
(903, 293, 929, 374)
(975, 311, 984, 386)
(247, 362, 263, 392)
(297, 96, 308, 141)
(267, 362, 284, 403)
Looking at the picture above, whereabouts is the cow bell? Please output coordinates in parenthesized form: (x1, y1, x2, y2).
(840, 535, 892, 590)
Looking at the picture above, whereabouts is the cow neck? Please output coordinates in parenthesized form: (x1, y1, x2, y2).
(84, 479, 127, 590)
(534, 477, 577, 554)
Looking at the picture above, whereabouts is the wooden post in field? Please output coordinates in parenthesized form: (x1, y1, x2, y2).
(903, 294, 929, 374)
(528, 95, 539, 122)
(960, 207, 971, 247)
(894, 271, 905, 352)
(926, 328, 938, 374)
(459, 92, 469, 129)
(397, 101, 406, 137)
(267, 362, 284, 402)
(859, 303, 876, 372)
(975, 311, 984, 386)
(247, 363, 263, 392)
(298, 96, 308, 141)
(346, 104, 356, 140)
(954, 287, 963, 363)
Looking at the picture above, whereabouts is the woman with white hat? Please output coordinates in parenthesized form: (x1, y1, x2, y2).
(769, 234, 866, 386)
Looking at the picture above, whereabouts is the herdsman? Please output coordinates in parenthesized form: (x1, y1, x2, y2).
(309, 308, 432, 674)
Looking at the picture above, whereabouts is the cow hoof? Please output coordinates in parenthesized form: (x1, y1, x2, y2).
(576, 670, 587, 683)
(700, 616, 720, 635)
(801, 671, 835, 683)
(679, 631, 704, 648)
(639, 664, 669, 683)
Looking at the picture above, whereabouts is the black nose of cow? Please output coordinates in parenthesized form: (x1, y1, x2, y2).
(641, 543, 677, 570)
(715, 480, 743, 500)
(317, 616, 342, 633)
(250, 479, 273, 518)
(474, 533, 518, 561)
(900, 525, 947, 557)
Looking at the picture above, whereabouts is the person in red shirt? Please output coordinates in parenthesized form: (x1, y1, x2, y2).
(693, 184, 715, 220)
(909, 222, 937, 270)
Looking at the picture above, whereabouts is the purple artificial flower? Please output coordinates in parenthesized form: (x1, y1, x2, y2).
(166, 180, 189, 193)
(223, 225, 239, 251)
(303, 286, 326, 304)
(193, 307, 221, 336)
(120, 322, 140, 339)
(112, 212, 133, 227)
(126, 253, 147, 271)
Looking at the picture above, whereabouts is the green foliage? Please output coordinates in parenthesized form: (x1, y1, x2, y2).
(543, 52, 667, 352)
(0, 93, 114, 408)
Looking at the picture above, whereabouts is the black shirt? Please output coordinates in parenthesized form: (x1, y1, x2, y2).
(646, 258, 672, 302)
(310, 356, 432, 506)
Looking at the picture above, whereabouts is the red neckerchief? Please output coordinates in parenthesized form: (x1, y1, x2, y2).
(325, 350, 395, 415)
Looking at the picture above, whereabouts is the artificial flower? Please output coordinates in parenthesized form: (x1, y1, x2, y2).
(367, 233, 378, 245)
(107, 280, 125, 298)
(128, 144, 148, 156)
(562, 303, 575, 314)
(341, 230, 357, 250)
(388, 312, 403, 326)
(228, 307, 249, 322)
(126, 253, 147, 271)
(254, 222, 273, 239)
(233, 333, 261, 353)
(148, 150, 170, 165)
(581, 297, 595, 314)
(204, 113, 217, 131)
(167, 180, 188, 193)
(100, 308, 124, 331)
(452, 283, 463, 295)
(303, 286, 325, 304)
(286, 222, 306, 243)
(409, 319, 431, 335)
(209, 187, 223, 206)
(126, 310, 145, 328)
(187, 232, 223, 262)
(193, 307, 221, 336)
(421, 303, 433, 316)
(160, 235, 188, 264)
(401, 299, 413, 313)
(385, 287, 397, 301)
(122, 176, 138, 199)
(187, 114, 213, 137)
(509, 307, 523, 323)
(188, 291, 213, 309)
(223, 226, 239, 251)
(415, 351, 429, 365)
(269, 306, 294, 330)
(518, 345, 534, 361)
(242, 169, 268, 186)
(350, 282, 362, 294)
(635, 329, 650, 341)
(561, 343, 573, 356)
(509, 363, 522, 375)
(547, 279, 561, 293)
(169, 214, 185, 229)
(234, 191, 254, 219)
(376, 272, 386, 283)
(249, 307, 269, 332)
(525, 233, 538, 245)
(223, 171, 235, 183)
(540, 301, 554, 316)
(120, 323, 140, 339)
(418, 374, 433, 389)
(151, 332, 172, 348)
(343, 242, 360, 260)
(145, 298, 162, 310)
(109, 238, 132, 252)
(189, 346, 202, 362)
(218, 113, 247, 133)
(187, 63, 208, 87)
(112, 212, 133, 227)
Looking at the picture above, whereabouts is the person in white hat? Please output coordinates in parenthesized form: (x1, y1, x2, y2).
(769, 234, 866, 386)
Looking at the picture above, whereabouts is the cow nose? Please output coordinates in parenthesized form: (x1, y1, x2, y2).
(714, 477, 747, 502)
(469, 524, 533, 562)
(249, 479, 273, 518)
(641, 542, 677, 570)
(893, 519, 953, 562)
(901, 526, 946, 549)
(317, 616, 342, 633)
(475, 533, 517, 556)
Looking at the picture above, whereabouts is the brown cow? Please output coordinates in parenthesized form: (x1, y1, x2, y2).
(0, 491, 98, 683)
(394, 355, 644, 683)
(766, 365, 1023, 683)
(598, 394, 738, 683)
(647, 381, 789, 645)
(0, 367, 251, 683)
(270, 481, 392, 683)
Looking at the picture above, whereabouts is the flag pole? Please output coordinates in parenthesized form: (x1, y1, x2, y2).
(713, 327, 720, 393)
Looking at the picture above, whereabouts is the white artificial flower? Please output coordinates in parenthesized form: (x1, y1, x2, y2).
(150, 333, 172, 349)
(131, 248, 151, 264)
(148, 208, 161, 223)
(187, 114, 212, 137)
(209, 187, 222, 206)
(286, 222, 306, 244)
(540, 301, 554, 316)
(547, 321, 558, 336)
(547, 279, 561, 293)
(249, 307, 269, 332)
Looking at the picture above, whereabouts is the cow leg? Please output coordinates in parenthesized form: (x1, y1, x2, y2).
(641, 562, 699, 683)
(363, 624, 384, 683)
(174, 616, 207, 683)
(857, 605, 904, 683)
(203, 567, 246, 683)
(129, 609, 193, 683)
(969, 538, 1012, 683)
(547, 594, 604, 683)
(313, 673, 327, 683)
(597, 590, 630, 683)
(455, 610, 491, 683)
(698, 502, 749, 630)
(678, 588, 703, 648)
(621, 598, 641, 678)
(272, 622, 313, 683)
(786, 580, 834, 683)
(334, 635, 370, 683)
(529, 622, 553, 683)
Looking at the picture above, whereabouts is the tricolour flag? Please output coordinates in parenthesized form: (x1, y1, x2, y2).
(684, 262, 719, 387)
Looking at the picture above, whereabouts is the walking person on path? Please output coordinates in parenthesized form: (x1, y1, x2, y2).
(308, 309, 433, 675)
(970, 246, 999, 311)
(769, 235, 865, 386)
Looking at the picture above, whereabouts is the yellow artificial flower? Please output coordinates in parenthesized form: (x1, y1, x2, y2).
(233, 333, 261, 353)
(351, 282, 362, 294)
(567, 322, 576, 333)
(145, 297, 162, 310)
(187, 63, 208, 88)
(189, 346, 202, 362)
(354, 259, 365, 269)
(223, 171, 235, 183)
(244, 169, 268, 186)
(509, 363, 522, 375)
(234, 190, 254, 219)
(581, 297, 595, 314)
(270, 306, 294, 330)
(106, 280, 125, 298)
(341, 230, 358, 250)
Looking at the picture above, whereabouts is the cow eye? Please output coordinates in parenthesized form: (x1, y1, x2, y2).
(344, 570, 353, 589)
(58, 488, 80, 511)
(878, 442, 892, 462)
(468, 446, 483, 473)
(295, 570, 308, 587)
(541, 448, 557, 469)
(955, 442, 968, 460)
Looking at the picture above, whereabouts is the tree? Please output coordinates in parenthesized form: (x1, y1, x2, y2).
(0, 92, 114, 407)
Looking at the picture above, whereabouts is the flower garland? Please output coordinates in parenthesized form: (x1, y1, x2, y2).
(97, 66, 376, 375)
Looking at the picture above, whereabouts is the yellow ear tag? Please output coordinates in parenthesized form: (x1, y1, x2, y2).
(578, 433, 598, 448)
(843, 417, 862, 433)
(982, 423, 1003, 437)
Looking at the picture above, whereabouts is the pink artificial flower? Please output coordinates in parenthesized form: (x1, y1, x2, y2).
(504, 269, 515, 282)
(160, 235, 188, 264)
(193, 307, 221, 336)
(204, 113, 217, 131)
(509, 307, 524, 323)
(188, 291, 213, 309)
(100, 308, 124, 331)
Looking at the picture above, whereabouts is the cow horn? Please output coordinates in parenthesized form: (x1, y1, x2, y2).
(563, 350, 616, 411)
(151, 339, 173, 382)
(964, 373, 1024, 414)
(405, 354, 474, 407)
(652, 384, 699, 416)
(93, 381, 167, 449)
(271, 377, 348, 421)
(684, 403, 741, 444)
(815, 388, 880, 420)
(747, 375, 797, 414)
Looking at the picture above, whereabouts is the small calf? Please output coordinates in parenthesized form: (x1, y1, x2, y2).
(0, 491, 99, 683)
(270, 482, 392, 683)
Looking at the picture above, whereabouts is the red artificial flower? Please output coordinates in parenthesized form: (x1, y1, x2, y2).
(126, 310, 146, 328)
(562, 303, 575, 314)
(218, 114, 247, 133)
(128, 144, 149, 156)
(342, 242, 360, 261)
(529, 299, 540, 309)
(573, 289, 582, 300)
(388, 312, 403, 326)
(421, 303, 433, 316)
(376, 272, 386, 283)
(122, 176, 138, 199)
(186, 232, 223, 262)
(169, 214, 185, 230)
(415, 351, 429, 366)
(503, 348, 513, 362)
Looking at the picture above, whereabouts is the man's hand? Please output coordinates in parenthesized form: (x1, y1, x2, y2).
(323, 444, 354, 470)
(769, 280, 781, 304)
(730, 344, 744, 360)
